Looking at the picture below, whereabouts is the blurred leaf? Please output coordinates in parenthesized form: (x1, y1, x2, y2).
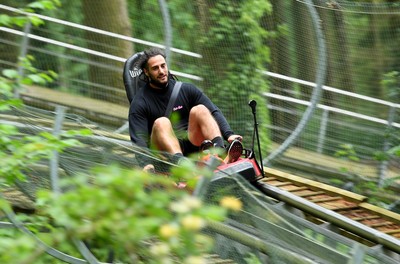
(63, 129, 92, 137)
(20, 77, 33, 85)
(388, 146, 400, 157)
(2, 69, 18, 79)
(373, 151, 389, 161)
(0, 14, 11, 26)
(27, 74, 46, 85)
(27, 0, 60, 10)
(28, 15, 44, 26)
(13, 17, 29, 27)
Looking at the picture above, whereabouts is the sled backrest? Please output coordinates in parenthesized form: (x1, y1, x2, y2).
(123, 52, 146, 104)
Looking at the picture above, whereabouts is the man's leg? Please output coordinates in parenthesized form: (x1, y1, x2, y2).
(150, 118, 186, 188)
(187, 105, 224, 148)
(151, 117, 182, 155)
(142, 117, 181, 173)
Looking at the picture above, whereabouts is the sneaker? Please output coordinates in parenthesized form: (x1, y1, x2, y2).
(226, 139, 243, 163)
(200, 139, 214, 153)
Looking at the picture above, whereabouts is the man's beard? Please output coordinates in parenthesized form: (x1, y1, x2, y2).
(149, 75, 168, 89)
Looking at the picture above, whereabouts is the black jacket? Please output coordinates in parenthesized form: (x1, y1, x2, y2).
(128, 79, 234, 148)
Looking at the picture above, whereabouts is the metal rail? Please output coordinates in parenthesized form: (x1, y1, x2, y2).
(258, 168, 400, 254)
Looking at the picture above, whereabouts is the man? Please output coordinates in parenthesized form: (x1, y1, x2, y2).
(128, 47, 242, 170)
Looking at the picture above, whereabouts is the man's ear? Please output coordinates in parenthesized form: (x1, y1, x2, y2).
(143, 68, 149, 76)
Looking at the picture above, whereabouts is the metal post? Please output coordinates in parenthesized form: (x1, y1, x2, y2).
(317, 109, 329, 154)
(378, 105, 395, 187)
(15, 20, 31, 98)
(50, 106, 101, 263)
(50, 105, 66, 194)
(158, 0, 172, 64)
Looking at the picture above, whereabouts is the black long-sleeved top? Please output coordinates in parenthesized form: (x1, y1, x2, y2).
(128, 79, 234, 148)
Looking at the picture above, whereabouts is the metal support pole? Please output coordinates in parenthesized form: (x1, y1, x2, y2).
(378, 105, 395, 187)
(50, 105, 66, 194)
(15, 20, 31, 98)
(50, 105, 101, 263)
(317, 109, 329, 154)
(158, 0, 172, 64)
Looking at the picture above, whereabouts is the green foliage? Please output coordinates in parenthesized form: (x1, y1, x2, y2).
(0, 61, 232, 262)
(35, 165, 232, 263)
(333, 143, 399, 207)
(354, 180, 394, 207)
(384, 141, 400, 189)
(245, 253, 264, 264)
(4, 55, 58, 86)
(0, 0, 61, 27)
(26, 0, 61, 11)
(329, 178, 345, 187)
(334, 144, 360, 162)
(0, 1, 259, 263)
(389, 145, 400, 157)
(0, 3, 93, 261)
(133, 1, 164, 41)
(198, 0, 272, 148)
(0, 78, 22, 111)
(334, 144, 359, 174)
(201, 0, 271, 86)
(0, 225, 79, 264)
(0, 125, 87, 185)
(0, 53, 89, 187)
(0, 59, 233, 264)
(0, 229, 46, 264)
(381, 71, 400, 101)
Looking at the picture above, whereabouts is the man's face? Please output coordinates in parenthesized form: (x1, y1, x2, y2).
(144, 55, 169, 88)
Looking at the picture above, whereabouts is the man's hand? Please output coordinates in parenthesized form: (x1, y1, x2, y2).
(227, 135, 242, 143)
(143, 164, 156, 174)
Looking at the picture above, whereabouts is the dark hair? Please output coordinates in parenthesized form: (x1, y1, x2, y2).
(140, 47, 166, 70)
(138, 47, 177, 82)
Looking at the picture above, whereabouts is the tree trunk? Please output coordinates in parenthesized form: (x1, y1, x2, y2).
(293, 1, 316, 101)
(82, 0, 133, 104)
(194, 0, 217, 94)
(319, 2, 355, 109)
(193, 0, 271, 148)
(266, 0, 297, 143)
(369, 12, 384, 99)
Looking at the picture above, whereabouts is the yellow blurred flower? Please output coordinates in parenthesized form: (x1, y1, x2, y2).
(149, 242, 170, 256)
(220, 196, 242, 212)
(159, 224, 179, 238)
(170, 200, 190, 214)
(170, 196, 202, 214)
(184, 255, 207, 264)
(182, 196, 202, 210)
(181, 215, 205, 231)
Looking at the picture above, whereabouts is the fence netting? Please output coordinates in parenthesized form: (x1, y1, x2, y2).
(2, 105, 399, 263)
(0, 1, 398, 182)
(1, 0, 400, 262)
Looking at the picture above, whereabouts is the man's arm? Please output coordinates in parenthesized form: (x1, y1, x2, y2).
(128, 112, 150, 148)
(129, 108, 155, 168)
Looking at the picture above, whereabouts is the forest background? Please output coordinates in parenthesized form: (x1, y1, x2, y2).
(1, 0, 400, 199)
(0, 0, 400, 262)
(1, 0, 400, 200)
(1, 0, 399, 148)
